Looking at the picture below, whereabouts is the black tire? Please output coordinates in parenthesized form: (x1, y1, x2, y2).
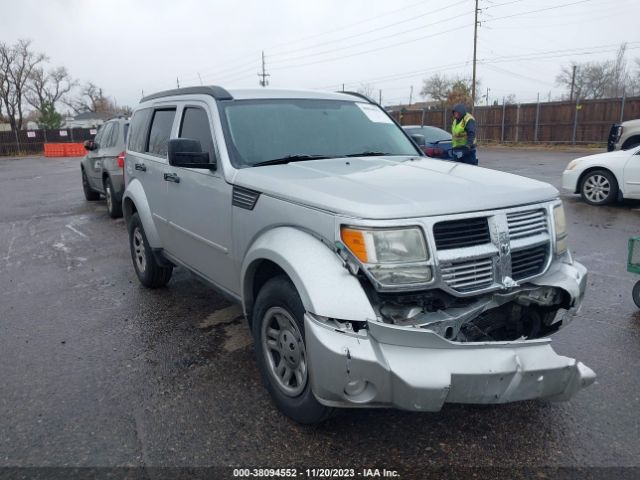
(128, 213, 172, 288)
(252, 275, 333, 424)
(104, 176, 123, 219)
(580, 169, 618, 206)
(633, 281, 640, 309)
(82, 168, 100, 201)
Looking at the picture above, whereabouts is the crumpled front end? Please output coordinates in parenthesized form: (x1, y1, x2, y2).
(305, 260, 595, 411)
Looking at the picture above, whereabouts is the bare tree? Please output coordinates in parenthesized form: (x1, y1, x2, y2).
(356, 83, 375, 101)
(420, 73, 479, 107)
(556, 44, 635, 99)
(420, 73, 451, 104)
(26, 66, 75, 113)
(0, 39, 47, 131)
(65, 82, 112, 114)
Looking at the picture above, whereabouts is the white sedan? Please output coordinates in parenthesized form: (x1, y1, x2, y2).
(562, 146, 640, 205)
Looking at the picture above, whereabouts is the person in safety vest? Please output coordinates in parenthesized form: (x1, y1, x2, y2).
(451, 103, 477, 165)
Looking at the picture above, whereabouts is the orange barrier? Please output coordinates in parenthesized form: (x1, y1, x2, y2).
(44, 143, 86, 157)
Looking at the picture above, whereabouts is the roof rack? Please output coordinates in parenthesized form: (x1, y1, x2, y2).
(140, 86, 233, 103)
(337, 91, 376, 104)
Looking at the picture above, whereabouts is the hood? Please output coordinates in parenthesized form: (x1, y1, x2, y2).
(573, 147, 637, 164)
(233, 156, 559, 219)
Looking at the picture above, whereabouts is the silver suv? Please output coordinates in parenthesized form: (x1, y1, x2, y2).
(81, 117, 129, 218)
(123, 86, 595, 423)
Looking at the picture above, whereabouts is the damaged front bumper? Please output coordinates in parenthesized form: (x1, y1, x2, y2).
(305, 260, 595, 411)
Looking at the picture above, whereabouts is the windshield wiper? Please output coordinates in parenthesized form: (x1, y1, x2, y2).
(252, 154, 332, 167)
(344, 151, 392, 157)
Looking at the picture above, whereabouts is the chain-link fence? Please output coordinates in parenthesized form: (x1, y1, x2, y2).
(0, 128, 97, 156)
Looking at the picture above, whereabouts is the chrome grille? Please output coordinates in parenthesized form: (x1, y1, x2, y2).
(507, 209, 548, 240)
(433, 217, 490, 250)
(511, 246, 548, 280)
(441, 257, 494, 292)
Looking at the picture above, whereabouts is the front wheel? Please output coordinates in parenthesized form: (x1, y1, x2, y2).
(580, 170, 618, 206)
(128, 213, 172, 288)
(633, 281, 640, 309)
(252, 276, 332, 424)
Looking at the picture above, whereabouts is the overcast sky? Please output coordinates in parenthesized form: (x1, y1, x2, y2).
(2, 0, 639, 110)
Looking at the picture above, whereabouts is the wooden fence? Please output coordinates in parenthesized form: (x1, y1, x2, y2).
(390, 96, 640, 145)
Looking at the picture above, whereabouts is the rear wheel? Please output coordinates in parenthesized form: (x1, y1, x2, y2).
(104, 177, 123, 218)
(580, 170, 618, 206)
(252, 275, 333, 424)
(82, 168, 100, 201)
(128, 213, 172, 288)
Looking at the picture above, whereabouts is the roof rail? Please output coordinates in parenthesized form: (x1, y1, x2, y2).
(140, 86, 233, 103)
(338, 91, 376, 104)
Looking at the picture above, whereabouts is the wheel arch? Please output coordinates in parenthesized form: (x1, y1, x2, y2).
(621, 135, 640, 150)
(122, 179, 161, 247)
(576, 166, 618, 193)
(241, 227, 376, 327)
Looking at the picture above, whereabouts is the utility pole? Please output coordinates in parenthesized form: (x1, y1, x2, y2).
(342, 83, 345, 92)
(197, 72, 203, 85)
(471, 0, 479, 113)
(258, 51, 270, 87)
(409, 85, 414, 106)
(379, 89, 382, 105)
(485, 87, 490, 105)
(569, 65, 576, 101)
(176, 77, 180, 88)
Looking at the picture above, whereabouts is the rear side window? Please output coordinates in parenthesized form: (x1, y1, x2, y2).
(179, 107, 215, 163)
(100, 123, 115, 148)
(147, 109, 176, 157)
(104, 122, 119, 148)
(128, 109, 153, 153)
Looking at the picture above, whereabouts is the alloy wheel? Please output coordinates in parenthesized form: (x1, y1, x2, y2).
(261, 306, 307, 397)
(583, 174, 611, 203)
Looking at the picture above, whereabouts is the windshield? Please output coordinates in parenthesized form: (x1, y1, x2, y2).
(219, 99, 420, 167)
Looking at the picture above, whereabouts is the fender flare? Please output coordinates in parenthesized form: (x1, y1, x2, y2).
(241, 227, 376, 322)
(122, 178, 162, 248)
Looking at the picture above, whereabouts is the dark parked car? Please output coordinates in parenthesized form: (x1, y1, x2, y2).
(403, 125, 452, 159)
(80, 117, 129, 218)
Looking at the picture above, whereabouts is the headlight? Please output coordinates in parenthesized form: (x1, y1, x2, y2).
(340, 226, 432, 285)
(566, 159, 582, 171)
(553, 204, 568, 254)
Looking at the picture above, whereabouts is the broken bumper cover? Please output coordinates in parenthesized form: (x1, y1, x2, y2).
(306, 260, 594, 411)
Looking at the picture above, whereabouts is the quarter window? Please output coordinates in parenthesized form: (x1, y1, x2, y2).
(147, 109, 176, 157)
(179, 107, 215, 163)
(128, 108, 152, 153)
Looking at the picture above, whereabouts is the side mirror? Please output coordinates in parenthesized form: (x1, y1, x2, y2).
(167, 138, 216, 170)
(410, 134, 426, 146)
(84, 140, 97, 151)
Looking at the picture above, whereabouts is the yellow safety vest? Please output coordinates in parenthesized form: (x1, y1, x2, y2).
(451, 113, 477, 148)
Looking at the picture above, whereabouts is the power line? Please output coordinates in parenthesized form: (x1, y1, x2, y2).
(268, 0, 467, 61)
(269, 21, 474, 72)
(483, 0, 595, 23)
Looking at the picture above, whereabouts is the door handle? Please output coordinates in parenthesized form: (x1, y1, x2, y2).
(134, 163, 147, 172)
(163, 172, 180, 183)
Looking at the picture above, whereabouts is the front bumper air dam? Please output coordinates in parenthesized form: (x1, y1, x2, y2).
(306, 261, 594, 411)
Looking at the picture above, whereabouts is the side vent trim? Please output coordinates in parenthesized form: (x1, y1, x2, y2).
(232, 186, 261, 210)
